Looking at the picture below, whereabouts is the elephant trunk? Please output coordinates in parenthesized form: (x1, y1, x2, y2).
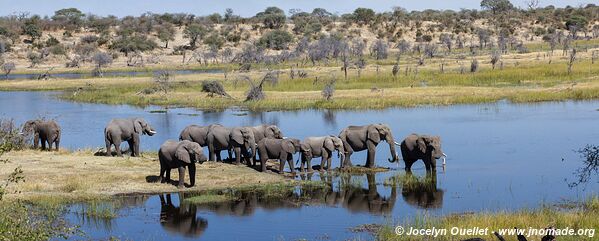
(188, 163, 196, 187)
(387, 138, 399, 163)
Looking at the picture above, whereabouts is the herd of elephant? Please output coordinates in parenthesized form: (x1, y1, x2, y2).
(21, 118, 446, 189)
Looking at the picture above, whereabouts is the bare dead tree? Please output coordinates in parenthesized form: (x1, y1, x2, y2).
(568, 48, 577, 75)
(201, 80, 232, 98)
(491, 50, 501, 70)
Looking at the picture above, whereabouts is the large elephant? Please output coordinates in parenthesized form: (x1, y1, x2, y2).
(338, 124, 399, 168)
(104, 118, 156, 157)
(22, 119, 61, 151)
(249, 124, 283, 165)
(179, 125, 211, 147)
(256, 138, 301, 173)
(159, 140, 207, 188)
(229, 127, 256, 165)
(205, 124, 233, 162)
(399, 134, 446, 172)
(159, 194, 208, 237)
(299, 135, 345, 172)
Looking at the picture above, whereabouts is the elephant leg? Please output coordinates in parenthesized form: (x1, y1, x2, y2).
(234, 147, 242, 165)
(114, 140, 123, 157)
(322, 151, 331, 170)
(165, 169, 171, 182)
(160, 164, 167, 183)
(366, 141, 377, 168)
(33, 134, 39, 149)
(105, 137, 112, 156)
(227, 148, 232, 161)
(404, 158, 415, 172)
(127, 139, 135, 156)
(132, 134, 140, 157)
(278, 154, 287, 174)
(40, 137, 47, 150)
(208, 144, 216, 162)
(424, 160, 432, 172)
(306, 157, 312, 172)
(177, 166, 185, 188)
(431, 158, 437, 172)
(46, 138, 52, 151)
(54, 138, 60, 151)
(327, 156, 332, 171)
(300, 154, 306, 172)
(287, 156, 295, 174)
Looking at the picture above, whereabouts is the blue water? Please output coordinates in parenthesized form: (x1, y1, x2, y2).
(1, 91, 598, 240)
(3, 69, 222, 80)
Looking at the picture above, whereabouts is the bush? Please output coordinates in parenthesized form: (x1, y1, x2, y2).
(201, 80, 231, 98)
(258, 30, 293, 50)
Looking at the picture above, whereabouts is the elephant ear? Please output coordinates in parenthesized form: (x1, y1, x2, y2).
(282, 139, 295, 153)
(231, 129, 245, 144)
(175, 144, 192, 164)
(324, 137, 335, 152)
(300, 142, 311, 152)
(417, 137, 427, 153)
(367, 125, 381, 144)
(133, 119, 143, 134)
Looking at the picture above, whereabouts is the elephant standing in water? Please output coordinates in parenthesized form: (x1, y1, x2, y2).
(104, 118, 156, 157)
(159, 194, 208, 238)
(338, 124, 399, 168)
(256, 138, 301, 173)
(22, 119, 61, 151)
(399, 134, 446, 172)
(299, 135, 345, 172)
(159, 140, 207, 188)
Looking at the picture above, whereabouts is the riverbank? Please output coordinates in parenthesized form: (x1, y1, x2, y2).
(1, 59, 598, 110)
(0, 150, 287, 201)
(376, 196, 599, 241)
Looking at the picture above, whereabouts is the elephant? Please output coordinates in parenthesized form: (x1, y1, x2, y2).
(179, 124, 211, 147)
(21, 119, 61, 151)
(104, 118, 156, 157)
(159, 140, 207, 188)
(205, 124, 233, 162)
(256, 138, 301, 173)
(229, 127, 256, 165)
(338, 124, 399, 168)
(248, 124, 283, 164)
(159, 194, 208, 237)
(299, 135, 345, 172)
(398, 134, 446, 172)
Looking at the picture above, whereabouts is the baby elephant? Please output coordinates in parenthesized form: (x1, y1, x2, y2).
(22, 119, 61, 151)
(398, 134, 446, 172)
(300, 135, 345, 172)
(257, 138, 301, 174)
(159, 140, 207, 188)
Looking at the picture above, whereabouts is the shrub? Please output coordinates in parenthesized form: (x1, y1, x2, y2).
(201, 80, 231, 98)
(258, 30, 293, 50)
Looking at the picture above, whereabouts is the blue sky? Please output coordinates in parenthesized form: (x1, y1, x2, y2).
(0, 0, 593, 17)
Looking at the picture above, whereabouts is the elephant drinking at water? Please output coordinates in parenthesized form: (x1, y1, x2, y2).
(104, 118, 156, 157)
(338, 124, 399, 168)
(22, 119, 61, 151)
(399, 134, 446, 172)
(159, 140, 207, 188)
(299, 135, 345, 172)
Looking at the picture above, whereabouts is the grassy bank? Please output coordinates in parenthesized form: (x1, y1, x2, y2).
(377, 196, 599, 241)
(0, 150, 286, 201)
(1, 57, 599, 110)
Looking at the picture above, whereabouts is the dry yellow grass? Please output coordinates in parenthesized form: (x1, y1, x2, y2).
(0, 150, 286, 200)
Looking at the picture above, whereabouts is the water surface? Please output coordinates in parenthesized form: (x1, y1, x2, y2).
(1, 91, 598, 240)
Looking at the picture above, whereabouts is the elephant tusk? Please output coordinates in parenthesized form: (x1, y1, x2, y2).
(442, 152, 447, 157)
(394, 141, 401, 146)
(149, 130, 157, 134)
(442, 156, 446, 166)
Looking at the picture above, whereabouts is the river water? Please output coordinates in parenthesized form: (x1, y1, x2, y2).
(1, 91, 598, 240)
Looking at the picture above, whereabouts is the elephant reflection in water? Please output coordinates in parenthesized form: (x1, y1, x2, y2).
(299, 173, 398, 215)
(400, 172, 444, 209)
(159, 194, 208, 237)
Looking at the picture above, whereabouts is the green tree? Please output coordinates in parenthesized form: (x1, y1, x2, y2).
(52, 8, 85, 30)
(154, 23, 176, 48)
(21, 17, 42, 42)
(110, 35, 157, 56)
(565, 15, 589, 38)
(183, 23, 208, 49)
(258, 30, 293, 50)
(352, 8, 375, 25)
(480, 0, 514, 14)
(256, 7, 286, 29)
(203, 33, 225, 50)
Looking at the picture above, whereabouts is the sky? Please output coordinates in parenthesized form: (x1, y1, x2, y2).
(0, 0, 593, 17)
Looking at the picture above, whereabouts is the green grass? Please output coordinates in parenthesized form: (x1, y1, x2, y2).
(0, 200, 77, 240)
(377, 195, 599, 241)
